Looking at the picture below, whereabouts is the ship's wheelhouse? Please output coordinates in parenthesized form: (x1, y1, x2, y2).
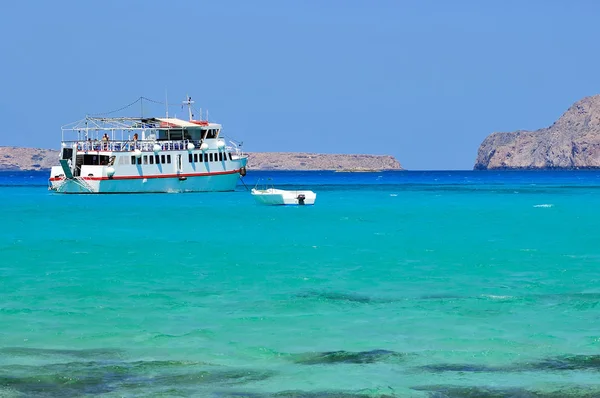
(153, 118, 221, 142)
(155, 127, 220, 141)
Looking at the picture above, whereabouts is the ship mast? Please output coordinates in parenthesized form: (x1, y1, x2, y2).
(165, 89, 169, 118)
(183, 95, 194, 121)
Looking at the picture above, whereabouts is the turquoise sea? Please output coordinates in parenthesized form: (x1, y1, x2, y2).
(1, 170, 600, 397)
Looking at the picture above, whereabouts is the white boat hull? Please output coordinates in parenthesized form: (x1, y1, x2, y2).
(251, 188, 316, 205)
(51, 170, 243, 193)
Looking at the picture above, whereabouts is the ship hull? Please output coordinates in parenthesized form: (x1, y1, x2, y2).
(49, 169, 244, 194)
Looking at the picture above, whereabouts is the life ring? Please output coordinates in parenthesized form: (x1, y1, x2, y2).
(239, 167, 247, 176)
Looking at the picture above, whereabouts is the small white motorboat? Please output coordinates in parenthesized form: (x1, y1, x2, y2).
(251, 187, 316, 206)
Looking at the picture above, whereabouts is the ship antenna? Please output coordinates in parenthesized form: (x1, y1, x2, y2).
(165, 89, 169, 118)
(183, 95, 195, 121)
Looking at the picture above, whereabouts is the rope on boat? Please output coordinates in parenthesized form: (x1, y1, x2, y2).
(239, 175, 249, 191)
(90, 96, 181, 117)
(91, 97, 143, 116)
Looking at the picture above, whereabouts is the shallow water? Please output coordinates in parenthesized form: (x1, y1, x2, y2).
(1, 170, 600, 397)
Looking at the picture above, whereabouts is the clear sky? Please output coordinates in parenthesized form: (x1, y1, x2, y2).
(2, 0, 600, 169)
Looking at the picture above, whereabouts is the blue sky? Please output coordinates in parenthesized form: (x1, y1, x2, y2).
(2, 0, 599, 169)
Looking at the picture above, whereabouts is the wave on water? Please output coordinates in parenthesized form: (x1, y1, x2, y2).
(533, 204, 554, 208)
(480, 294, 514, 300)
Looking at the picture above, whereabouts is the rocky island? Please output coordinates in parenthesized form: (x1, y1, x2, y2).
(246, 152, 401, 171)
(0, 147, 402, 172)
(474, 95, 600, 170)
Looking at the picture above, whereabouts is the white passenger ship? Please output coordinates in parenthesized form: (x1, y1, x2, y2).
(49, 98, 248, 194)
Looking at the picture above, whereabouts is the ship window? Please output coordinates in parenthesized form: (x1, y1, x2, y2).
(131, 156, 135, 164)
(137, 157, 142, 165)
(228, 152, 232, 160)
(188, 153, 193, 163)
(143, 155, 148, 164)
(82, 154, 110, 165)
(155, 155, 160, 164)
(203, 153, 208, 162)
(209, 153, 213, 162)
(194, 153, 198, 162)
(169, 130, 183, 140)
(167, 155, 171, 163)
(149, 156, 154, 164)
(161, 155, 166, 164)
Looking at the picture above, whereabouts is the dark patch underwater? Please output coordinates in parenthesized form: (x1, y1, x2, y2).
(413, 384, 600, 398)
(296, 291, 379, 304)
(0, 359, 275, 397)
(292, 349, 405, 365)
(418, 354, 600, 374)
(214, 390, 397, 398)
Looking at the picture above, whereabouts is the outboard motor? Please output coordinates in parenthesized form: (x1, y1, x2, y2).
(297, 194, 306, 205)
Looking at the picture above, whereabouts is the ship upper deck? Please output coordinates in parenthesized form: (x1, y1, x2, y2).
(63, 116, 222, 139)
(61, 116, 243, 155)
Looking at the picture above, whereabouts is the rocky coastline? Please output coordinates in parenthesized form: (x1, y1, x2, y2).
(474, 95, 600, 170)
(0, 147, 402, 172)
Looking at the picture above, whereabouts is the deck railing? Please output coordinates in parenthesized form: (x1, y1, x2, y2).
(62, 139, 243, 155)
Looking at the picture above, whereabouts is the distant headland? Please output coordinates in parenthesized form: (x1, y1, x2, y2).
(0, 147, 402, 172)
(475, 95, 600, 170)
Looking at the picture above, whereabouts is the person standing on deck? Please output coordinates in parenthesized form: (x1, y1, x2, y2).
(101, 133, 109, 150)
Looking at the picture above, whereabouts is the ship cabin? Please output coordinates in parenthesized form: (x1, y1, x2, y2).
(153, 118, 221, 142)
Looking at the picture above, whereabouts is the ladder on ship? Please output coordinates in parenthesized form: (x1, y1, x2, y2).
(57, 159, 94, 193)
(55, 177, 94, 193)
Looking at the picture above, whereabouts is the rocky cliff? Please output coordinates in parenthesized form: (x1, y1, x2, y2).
(0, 147, 402, 171)
(474, 95, 600, 169)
